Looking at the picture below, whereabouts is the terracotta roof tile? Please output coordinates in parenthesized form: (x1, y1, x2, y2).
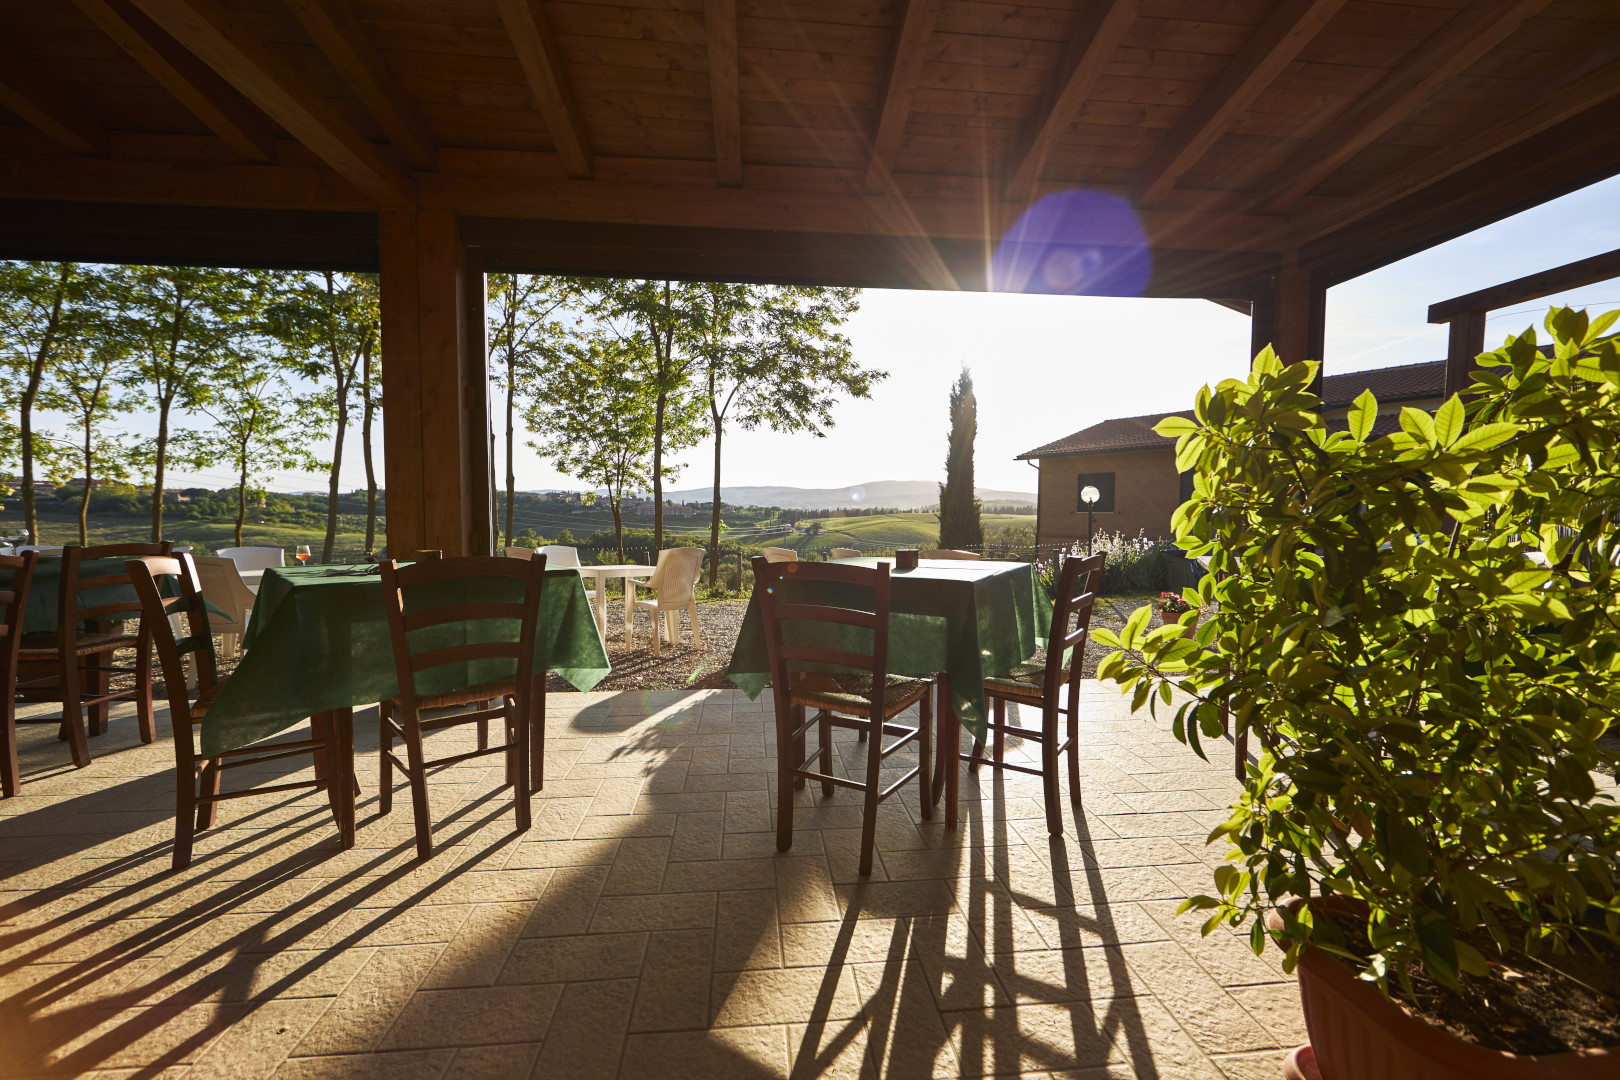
(1017, 360, 1444, 459)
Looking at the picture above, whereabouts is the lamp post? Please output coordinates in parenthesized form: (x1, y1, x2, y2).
(1080, 485, 1100, 555)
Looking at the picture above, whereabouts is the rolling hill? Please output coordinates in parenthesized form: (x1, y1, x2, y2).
(660, 481, 1034, 510)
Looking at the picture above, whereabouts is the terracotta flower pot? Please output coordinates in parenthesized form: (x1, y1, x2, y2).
(1270, 901, 1618, 1080)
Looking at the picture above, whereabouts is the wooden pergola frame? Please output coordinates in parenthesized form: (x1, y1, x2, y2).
(2, 0, 1617, 555)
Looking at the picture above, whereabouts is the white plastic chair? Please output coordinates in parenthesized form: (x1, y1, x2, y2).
(829, 547, 861, 560)
(216, 546, 285, 572)
(920, 549, 981, 560)
(193, 556, 256, 657)
(530, 545, 595, 604)
(625, 547, 704, 655)
(762, 547, 797, 563)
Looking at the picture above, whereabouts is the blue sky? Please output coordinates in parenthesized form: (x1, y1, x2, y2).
(160, 171, 1620, 498)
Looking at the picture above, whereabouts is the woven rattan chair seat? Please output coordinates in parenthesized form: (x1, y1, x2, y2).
(19, 630, 133, 657)
(983, 661, 1048, 701)
(789, 672, 930, 718)
(394, 677, 517, 711)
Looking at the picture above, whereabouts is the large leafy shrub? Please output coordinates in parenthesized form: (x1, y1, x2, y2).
(1096, 308, 1620, 997)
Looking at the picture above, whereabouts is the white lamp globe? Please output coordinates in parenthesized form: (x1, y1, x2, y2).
(1080, 485, 1100, 505)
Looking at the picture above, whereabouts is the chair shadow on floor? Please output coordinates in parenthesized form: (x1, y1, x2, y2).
(1, 691, 1174, 1078)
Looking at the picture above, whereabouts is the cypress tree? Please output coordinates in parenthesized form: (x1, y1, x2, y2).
(938, 367, 982, 551)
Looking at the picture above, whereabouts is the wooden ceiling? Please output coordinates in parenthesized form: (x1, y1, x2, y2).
(2, 0, 1619, 295)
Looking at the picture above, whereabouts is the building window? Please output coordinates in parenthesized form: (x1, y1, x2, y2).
(1076, 472, 1115, 513)
(1179, 470, 1195, 504)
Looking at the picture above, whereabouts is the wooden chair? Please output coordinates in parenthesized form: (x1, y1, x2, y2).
(1, 550, 40, 797)
(829, 548, 861, 560)
(379, 554, 548, 859)
(127, 554, 356, 870)
(15, 543, 170, 769)
(920, 549, 981, 560)
(752, 555, 933, 876)
(193, 556, 257, 658)
(956, 553, 1105, 836)
(762, 547, 798, 563)
(625, 547, 704, 655)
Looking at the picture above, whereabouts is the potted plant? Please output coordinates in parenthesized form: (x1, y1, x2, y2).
(1152, 589, 1198, 638)
(1095, 309, 1620, 1078)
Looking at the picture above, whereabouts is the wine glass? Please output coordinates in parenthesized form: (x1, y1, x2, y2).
(295, 544, 312, 565)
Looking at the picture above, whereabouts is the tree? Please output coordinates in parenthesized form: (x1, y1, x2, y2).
(0, 262, 91, 542)
(46, 333, 138, 545)
(197, 352, 322, 546)
(488, 273, 576, 545)
(938, 367, 983, 551)
(526, 334, 660, 562)
(585, 279, 706, 550)
(113, 266, 265, 541)
(359, 314, 381, 554)
(269, 271, 379, 561)
(695, 283, 878, 584)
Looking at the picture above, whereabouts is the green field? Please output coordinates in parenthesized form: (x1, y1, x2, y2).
(0, 515, 373, 558)
(770, 512, 1034, 556)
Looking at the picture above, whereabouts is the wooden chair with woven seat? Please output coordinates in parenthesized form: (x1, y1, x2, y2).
(378, 554, 548, 859)
(15, 542, 171, 770)
(955, 552, 1104, 836)
(127, 554, 356, 870)
(1, 550, 41, 797)
(751, 555, 933, 876)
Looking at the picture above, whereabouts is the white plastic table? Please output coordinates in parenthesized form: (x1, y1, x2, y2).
(576, 563, 653, 638)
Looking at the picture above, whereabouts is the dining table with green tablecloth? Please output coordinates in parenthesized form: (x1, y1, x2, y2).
(725, 557, 1054, 747)
(200, 563, 611, 757)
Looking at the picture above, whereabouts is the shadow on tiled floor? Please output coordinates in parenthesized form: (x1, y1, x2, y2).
(0, 686, 1304, 1078)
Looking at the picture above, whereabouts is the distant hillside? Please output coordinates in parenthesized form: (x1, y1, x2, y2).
(661, 480, 1035, 510)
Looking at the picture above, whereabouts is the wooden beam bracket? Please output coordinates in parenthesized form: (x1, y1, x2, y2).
(0, 42, 110, 156)
(495, 0, 592, 180)
(863, 0, 940, 196)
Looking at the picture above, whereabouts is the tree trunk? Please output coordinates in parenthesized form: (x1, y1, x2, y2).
(611, 499, 624, 563)
(322, 272, 347, 563)
(19, 265, 69, 544)
(150, 398, 171, 542)
(503, 292, 517, 547)
(651, 280, 671, 553)
(361, 334, 378, 553)
(709, 410, 723, 588)
(78, 416, 93, 546)
(235, 439, 249, 547)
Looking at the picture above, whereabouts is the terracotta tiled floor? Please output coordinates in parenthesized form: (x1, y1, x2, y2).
(0, 686, 1308, 1078)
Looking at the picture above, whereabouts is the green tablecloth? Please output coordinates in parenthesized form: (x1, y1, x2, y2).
(201, 564, 611, 756)
(726, 558, 1052, 743)
(6, 557, 136, 632)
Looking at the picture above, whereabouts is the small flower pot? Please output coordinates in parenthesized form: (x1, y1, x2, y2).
(1269, 901, 1618, 1080)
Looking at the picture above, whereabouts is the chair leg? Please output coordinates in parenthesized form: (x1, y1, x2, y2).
(401, 711, 434, 859)
(196, 760, 221, 831)
(857, 711, 884, 877)
(993, 701, 1006, 765)
(817, 709, 833, 798)
(1042, 704, 1063, 837)
(512, 700, 531, 835)
(2, 682, 19, 798)
(1066, 698, 1082, 812)
(58, 653, 91, 769)
(334, 708, 356, 848)
(687, 602, 701, 646)
(134, 636, 156, 744)
(917, 688, 932, 821)
(775, 701, 796, 853)
(530, 675, 546, 791)
(88, 654, 110, 736)
(792, 704, 807, 790)
(378, 705, 394, 815)
(173, 759, 197, 871)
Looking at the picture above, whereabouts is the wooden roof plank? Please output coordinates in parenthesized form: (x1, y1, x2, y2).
(704, 0, 740, 186)
(494, 0, 593, 178)
(285, 0, 438, 171)
(1002, 0, 1138, 204)
(128, 0, 412, 205)
(863, 0, 940, 194)
(69, 0, 278, 162)
(0, 41, 110, 155)
(1135, 0, 1348, 207)
(1256, 0, 1553, 212)
(1292, 55, 1620, 244)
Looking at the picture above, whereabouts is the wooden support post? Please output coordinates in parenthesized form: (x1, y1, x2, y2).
(379, 209, 494, 558)
(1249, 253, 1326, 391)
(1443, 311, 1487, 398)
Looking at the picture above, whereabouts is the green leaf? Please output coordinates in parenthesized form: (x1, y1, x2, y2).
(1155, 415, 1199, 437)
(1449, 422, 1520, 455)
(1434, 394, 1463, 447)
(1250, 919, 1267, 957)
(1399, 406, 1436, 445)
(1347, 389, 1377, 443)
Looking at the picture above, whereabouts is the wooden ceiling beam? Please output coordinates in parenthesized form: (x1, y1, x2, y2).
(494, 0, 591, 180)
(70, 0, 276, 163)
(1002, 0, 1137, 204)
(1256, 0, 1552, 213)
(1136, 0, 1347, 208)
(284, 0, 437, 172)
(0, 43, 109, 156)
(129, 0, 412, 206)
(863, 0, 940, 196)
(1292, 57, 1620, 246)
(704, 0, 740, 187)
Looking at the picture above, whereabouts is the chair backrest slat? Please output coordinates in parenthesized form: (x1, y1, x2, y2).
(1042, 553, 1105, 698)
(125, 554, 218, 746)
(751, 555, 893, 723)
(0, 550, 40, 672)
(62, 543, 173, 632)
(380, 554, 549, 709)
